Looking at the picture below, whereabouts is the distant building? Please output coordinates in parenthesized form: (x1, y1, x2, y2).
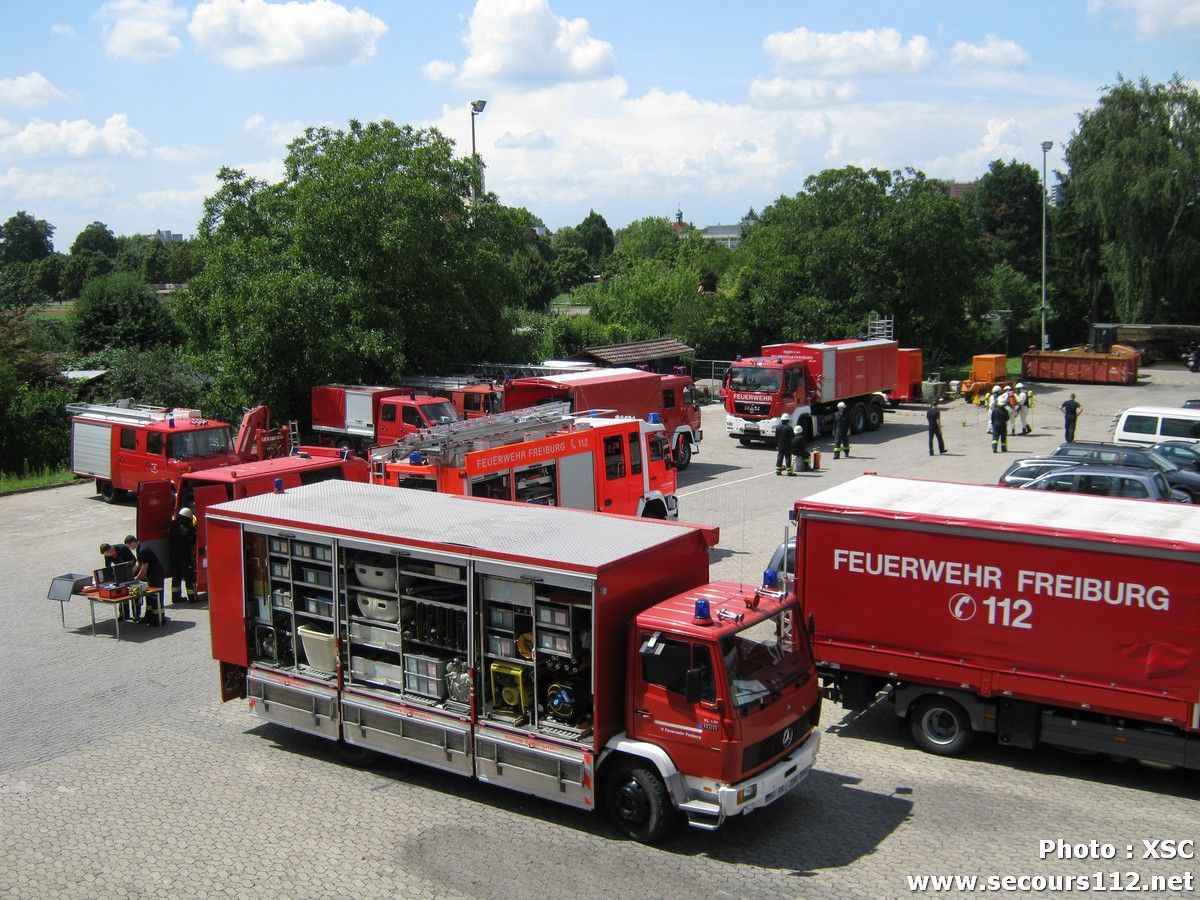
(699, 224, 742, 250)
(944, 180, 975, 199)
(154, 229, 184, 243)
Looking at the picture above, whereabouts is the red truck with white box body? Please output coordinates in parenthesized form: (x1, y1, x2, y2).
(724, 339, 898, 443)
(205, 481, 820, 841)
(67, 401, 242, 502)
(503, 368, 703, 469)
(310, 385, 461, 453)
(789, 474, 1200, 769)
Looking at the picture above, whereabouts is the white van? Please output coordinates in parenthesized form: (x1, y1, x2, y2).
(1111, 405, 1200, 446)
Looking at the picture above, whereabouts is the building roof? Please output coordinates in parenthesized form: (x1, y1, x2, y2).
(570, 338, 694, 366)
(701, 224, 742, 239)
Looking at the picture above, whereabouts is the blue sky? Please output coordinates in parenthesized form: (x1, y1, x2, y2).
(1, 0, 1197, 249)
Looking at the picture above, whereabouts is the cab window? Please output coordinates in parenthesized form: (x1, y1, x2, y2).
(661, 389, 676, 409)
(648, 432, 668, 462)
(146, 432, 164, 455)
(381, 404, 397, 423)
(120, 428, 136, 451)
(464, 394, 482, 413)
(641, 635, 714, 700)
(402, 406, 423, 428)
(604, 435, 625, 480)
(683, 384, 696, 406)
(627, 431, 643, 476)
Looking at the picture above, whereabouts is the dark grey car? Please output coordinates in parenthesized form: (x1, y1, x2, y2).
(1049, 441, 1200, 501)
(997, 457, 1079, 487)
(1151, 440, 1200, 472)
(1021, 466, 1190, 502)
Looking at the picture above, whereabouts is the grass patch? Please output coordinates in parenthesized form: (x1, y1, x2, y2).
(0, 464, 79, 495)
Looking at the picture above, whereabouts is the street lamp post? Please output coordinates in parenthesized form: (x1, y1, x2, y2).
(470, 99, 487, 200)
(1041, 139, 1053, 350)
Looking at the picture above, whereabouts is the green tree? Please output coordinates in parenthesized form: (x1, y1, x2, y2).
(67, 271, 179, 353)
(1060, 74, 1200, 324)
(0, 211, 54, 263)
(604, 216, 678, 277)
(180, 120, 520, 420)
(967, 159, 1043, 280)
(549, 227, 592, 291)
(70, 221, 119, 259)
(576, 210, 614, 273)
(61, 250, 114, 299)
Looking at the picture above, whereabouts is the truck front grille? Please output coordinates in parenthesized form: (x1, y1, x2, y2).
(734, 401, 771, 418)
(741, 709, 815, 774)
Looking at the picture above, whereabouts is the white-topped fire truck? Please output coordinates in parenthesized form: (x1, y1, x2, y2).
(206, 481, 821, 841)
(310, 385, 461, 453)
(368, 403, 681, 521)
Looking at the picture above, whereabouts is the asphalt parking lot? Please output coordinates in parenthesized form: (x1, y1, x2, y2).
(2, 367, 1197, 899)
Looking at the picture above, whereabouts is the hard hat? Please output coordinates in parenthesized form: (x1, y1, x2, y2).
(1016, 383, 1024, 389)
(837, 401, 846, 409)
(178, 507, 193, 518)
(992, 385, 1000, 393)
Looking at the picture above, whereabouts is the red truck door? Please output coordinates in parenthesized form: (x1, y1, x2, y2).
(629, 631, 728, 770)
(136, 479, 174, 574)
(600, 430, 634, 513)
(192, 483, 232, 593)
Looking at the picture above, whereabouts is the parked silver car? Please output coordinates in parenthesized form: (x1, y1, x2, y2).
(997, 457, 1078, 487)
(1020, 466, 1190, 502)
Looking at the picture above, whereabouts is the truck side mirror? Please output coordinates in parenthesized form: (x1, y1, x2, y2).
(684, 667, 703, 704)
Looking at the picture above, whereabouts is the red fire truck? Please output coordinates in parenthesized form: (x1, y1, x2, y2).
(394, 376, 504, 420)
(68, 401, 242, 502)
(369, 404, 682, 522)
(205, 481, 820, 841)
(136, 450, 370, 597)
(788, 475, 1200, 769)
(503, 368, 704, 469)
(310, 385, 461, 452)
(723, 339, 898, 444)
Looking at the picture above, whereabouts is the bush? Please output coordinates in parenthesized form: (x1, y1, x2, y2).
(68, 272, 180, 354)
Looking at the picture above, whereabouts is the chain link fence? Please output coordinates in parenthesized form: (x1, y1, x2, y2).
(690, 359, 733, 404)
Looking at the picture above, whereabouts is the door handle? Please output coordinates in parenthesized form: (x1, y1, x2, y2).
(634, 707, 651, 718)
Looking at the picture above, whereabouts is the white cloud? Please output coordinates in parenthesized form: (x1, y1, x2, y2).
(51, 23, 76, 37)
(243, 113, 308, 147)
(0, 114, 147, 161)
(925, 117, 1023, 174)
(189, 0, 388, 69)
(749, 78, 860, 108)
(0, 166, 116, 203)
(458, 0, 615, 87)
(96, 0, 187, 62)
(0, 73, 68, 109)
(763, 27, 935, 77)
(153, 144, 211, 163)
(1088, 0, 1200, 35)
(495, 129, 553, 149)
(423, 59, 456, 83)
(950, 35, 1029, 68)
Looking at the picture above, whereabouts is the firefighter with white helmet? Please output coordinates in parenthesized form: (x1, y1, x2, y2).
(1015, 382, 1031, 435)
(986, 384, 1001, 434)
(832, 401, 850, 459)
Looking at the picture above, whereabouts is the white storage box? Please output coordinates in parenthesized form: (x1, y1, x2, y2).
(350, 654, 405, 689)
(357, 593, 399, 623)
(434, 563, 464, 581)
(297, 625, 337, 674)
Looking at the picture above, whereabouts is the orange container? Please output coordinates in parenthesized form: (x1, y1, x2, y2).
(971, 354, 1007, 383)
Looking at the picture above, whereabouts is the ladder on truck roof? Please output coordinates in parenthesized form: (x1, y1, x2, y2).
(371, 402, 576, 468)
(398, 375, 495, 390)
(470, 362, 596, 381)
(867, 314, 894, 341)
(64, 401, 206, 426)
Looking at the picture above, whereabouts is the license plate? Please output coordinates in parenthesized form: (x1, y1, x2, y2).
(744, 424, 759, 433)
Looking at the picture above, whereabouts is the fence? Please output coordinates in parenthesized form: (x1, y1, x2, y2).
(689, 359, 733, 404)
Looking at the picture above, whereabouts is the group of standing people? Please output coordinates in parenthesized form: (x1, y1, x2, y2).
(97, 507, 197, 627)
(773, 401, 852, 474)
(984, 383, 1034, 452)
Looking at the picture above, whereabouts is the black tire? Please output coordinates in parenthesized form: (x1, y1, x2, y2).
(641, 502, 668, 520)
(738, 436, 753, 447)
(865, 401, 884, 431)
(605, 762, 675, 843)
(849, 402, 868, 434)
(98, 480, 120, 504)
(909, 696, 974, 756)
(673, 438, 692, 470)
(335, 739, 381, 768)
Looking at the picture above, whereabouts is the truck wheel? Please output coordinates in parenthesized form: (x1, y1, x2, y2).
(849, 402, 868, 434)
(910, 696, 974, 756)
(336, 739, 381, 768)
(605, 762, 675, 843)
(98, 480, 120, 504)
(673, 439, 692, 470)
(865, 401, 884, 431)
(641, 501, 667, 520)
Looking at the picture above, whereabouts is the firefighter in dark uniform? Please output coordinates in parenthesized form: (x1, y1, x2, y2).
(990, 402, 1010, 453)
(168, 507, 198, 604)
(833, 402, 850, 459)
(774, 418, 795, 475)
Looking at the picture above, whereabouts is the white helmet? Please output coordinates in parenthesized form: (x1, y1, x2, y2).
(837, 401, 846, 409)
(991, 385, 1000, 393)
(178, 507, 193, 518)
(1016, 383, 1025, 390)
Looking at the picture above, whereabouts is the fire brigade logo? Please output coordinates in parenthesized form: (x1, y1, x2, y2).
(948, 593, 976, 622)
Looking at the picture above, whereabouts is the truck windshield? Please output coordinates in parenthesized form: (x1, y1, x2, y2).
(721, 606, 812, 712)
(169, 426, 233, 460)
(728, 366, 780, 393)
(420, 400, 460, 425)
